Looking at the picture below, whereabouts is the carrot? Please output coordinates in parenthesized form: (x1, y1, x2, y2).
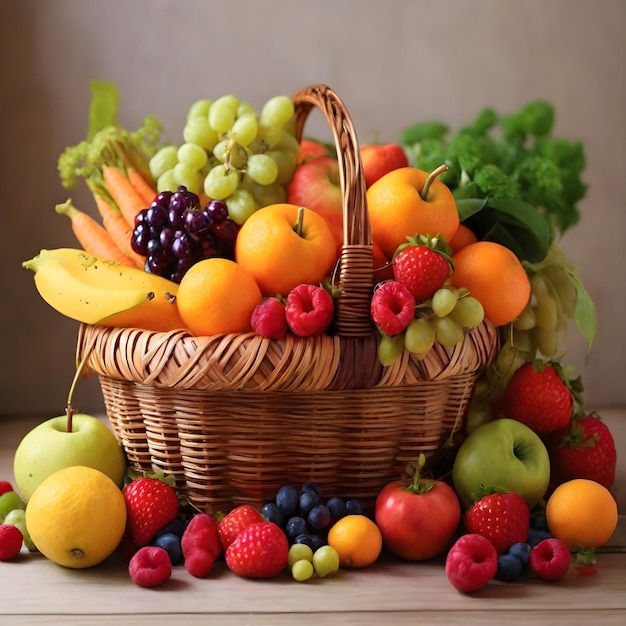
(55, 199, 136, 267)
(93, 193, 146, 269)
(102, 165, 147, 228)
(127, 167, 157, 206)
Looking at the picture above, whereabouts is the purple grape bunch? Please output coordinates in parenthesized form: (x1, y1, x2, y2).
(131, 186, 239, 283)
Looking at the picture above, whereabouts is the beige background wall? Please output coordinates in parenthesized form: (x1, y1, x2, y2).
(1, 0, 624, 418)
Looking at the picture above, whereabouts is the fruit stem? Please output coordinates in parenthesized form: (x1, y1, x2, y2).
(420, 164, 449, 201)
(65, 349, 92, 433)
(293, 206, 305, 237)
(405, 453, 435, 494)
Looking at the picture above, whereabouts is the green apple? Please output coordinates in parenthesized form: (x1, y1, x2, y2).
(3, 508, 37, 552)
(452, 418, 550, 509)
(13, 413, 127, 502)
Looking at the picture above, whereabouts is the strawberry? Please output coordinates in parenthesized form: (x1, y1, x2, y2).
(464, 488, 530, 554)
(217, 504, 265, 552)
(370, 280, 416, 336)
(392, 234, 453, 302)
(122, 477, 180, 547)
(499, 360, 575, 435)
(225, 521, 289, 579)
(547, 414, 617, 490)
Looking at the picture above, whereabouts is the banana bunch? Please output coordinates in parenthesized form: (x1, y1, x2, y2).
(23, 248, 186, 332)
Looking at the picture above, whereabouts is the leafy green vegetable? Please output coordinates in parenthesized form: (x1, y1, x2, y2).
(87, 80, 120, 140)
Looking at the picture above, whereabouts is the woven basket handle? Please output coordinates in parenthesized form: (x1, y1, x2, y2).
(292, 85, 374, 337)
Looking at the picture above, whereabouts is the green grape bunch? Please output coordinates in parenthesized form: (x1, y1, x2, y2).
(149, 94, 300, 225)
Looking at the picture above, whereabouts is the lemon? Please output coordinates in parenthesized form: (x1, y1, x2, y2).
(25, 465, 127, 568)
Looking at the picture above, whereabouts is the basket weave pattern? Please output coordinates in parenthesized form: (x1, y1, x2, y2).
(76, 85, 498, 513)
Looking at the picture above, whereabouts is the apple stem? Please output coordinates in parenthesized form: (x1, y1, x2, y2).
(293, 206, 305, 237)
(65, 350, 92, 433)
(420, 164, 449, 201)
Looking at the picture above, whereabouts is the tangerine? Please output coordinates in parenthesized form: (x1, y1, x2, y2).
(326, 514, 383, 568)
(235, 203, 337, 296)
(448, 223, 478, 253)
(25, 466, 127, 569)
(450, 241, 531, 327)
(546, 479, 618, 551)
(176, 257, 262, 335)
(366, 166, 460, 259)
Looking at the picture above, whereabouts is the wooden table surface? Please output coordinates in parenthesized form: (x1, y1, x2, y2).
(1, 411, 624, 626)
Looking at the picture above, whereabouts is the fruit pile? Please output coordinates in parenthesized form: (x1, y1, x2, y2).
(7, 82, 619, 594)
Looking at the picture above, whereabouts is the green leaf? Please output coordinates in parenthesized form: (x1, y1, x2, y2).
(571, 272, 597, 354)
(400, 121, 449, 146)
(456, 197, 488, 221)
(87, 80, 120, 140)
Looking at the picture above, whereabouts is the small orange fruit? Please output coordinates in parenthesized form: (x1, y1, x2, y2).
(176, 257, 262, 335)
(367, 166, 460, 259)
(448, 223, 478, 253)
(235, 203, 337, 296)
(450, 241, 531, 327)
(326, 514, 383, 568)
(546, 479, 618, 550)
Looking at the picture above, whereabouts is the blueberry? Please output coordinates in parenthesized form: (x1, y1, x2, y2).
(276, 485, 299, 517)
(153, 533, 183, 565)
(307, 504, 332, 531)
(154, 517, 186, 540)
(495, 553, 524, 582)
(285, 515, 309, 540)
(260, 502, 286, 528)
(310, 533, 327, 552)
(345, 499, 363, 515)
(301, 482, 322, 496)
(326, 497, 347, 522)
(527, 528, 553, 548)
(293, 533, 315, 550)
(530, 513, 549, 531)
(299, 490, 320, 516)
(509, 542, 531, 566)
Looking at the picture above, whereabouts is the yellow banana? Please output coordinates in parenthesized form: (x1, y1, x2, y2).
(23, 248, 187, 332)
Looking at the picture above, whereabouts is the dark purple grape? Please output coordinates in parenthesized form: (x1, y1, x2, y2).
(146, 253, 171, 276)
(204, 200, 228, 224)
(154, 190, 173, 208)
(131, 223, 151, 255)
(171, 232, 193, 258)
(168, 207, 185, 230)
(184, 208, 212, 236)
(307, 504, 331, 531)
(170, 256, 195, 283)
(211, 219, 239, 249)
(200, 237, 219, 259)
(134, 208, 149, 227)
(145, 204, 168, 230)
(146, 238, 162, 256)
(159, 227, 176, 251)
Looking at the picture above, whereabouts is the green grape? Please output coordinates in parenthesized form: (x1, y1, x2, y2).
(225, 188, 257, 225)
(433, 317, 464, 347)
(534, 295, 558, 330)
(203, 164, 239, 200)
(377, 332, 405, 366)
(208, 94, 239, 133)
(404, 318, 435, 355)
(3, 508, 36, 552)
(0, 491, 25, 521)
(244, 177, 287, 208)
(291, 559, 315, 582)
(186, 98, 212, 121)
(465, 404, 492, 434)
(212, 139, 229, 164)
(275, 129, 302, 156)
(237, 101, 256, 117)
(531, 273, 551, 303)
(257, 122, 283, 148)
(543, 265, 577, 318)
(449, 296, 484, 329)
(177, 142, 208, 170)
(260, 95, 295, 127)
(173, 163, 202, 195)
(312, 545, 340, 578)
(246, 153, 279, 185)
(431, 288, 458, 318)
(513, 304, 536, 331)
(266, 150, 297, 185)
(183, 117, 219, 151)
(149, 146, 178, 180)
(230, 112, 259, 147)
(288, 543, 313, 567)
(535, 327, 558, 358)
(157, 168, 177, 193)
(511, 328, 535, 354)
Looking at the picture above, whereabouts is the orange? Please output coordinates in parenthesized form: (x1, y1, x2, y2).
(235, 203, 337, 296)
(450, 241, 530, 327)
(176, 257, 262, 335)
(326, 514, 383, 568)
(366, 166, 460, 259)
(448, 223, 478, 253)
(546, 479, 618, 550)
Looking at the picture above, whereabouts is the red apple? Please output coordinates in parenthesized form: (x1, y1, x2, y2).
(297, 138, 331, 164)
(375, 456, 461, 561)
(287, 156, 343, 256)
(360, 144, 409, 188)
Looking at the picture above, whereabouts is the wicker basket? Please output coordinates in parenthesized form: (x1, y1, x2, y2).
(76, 84, 499, 514)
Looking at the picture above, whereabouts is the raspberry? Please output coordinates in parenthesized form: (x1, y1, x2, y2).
(370, 280, 416, 336)
(529, 537, 571, 581)
(445, 533, 498, 593)
(0, 481, 13, 497)
(285, 284, 334, 337)
(184, 548, 216, 577)
(128, 546, 172, 587)
(0, 524, 23, 561)
(182, 513, 221, 561)
(251, 296, 288, 339)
